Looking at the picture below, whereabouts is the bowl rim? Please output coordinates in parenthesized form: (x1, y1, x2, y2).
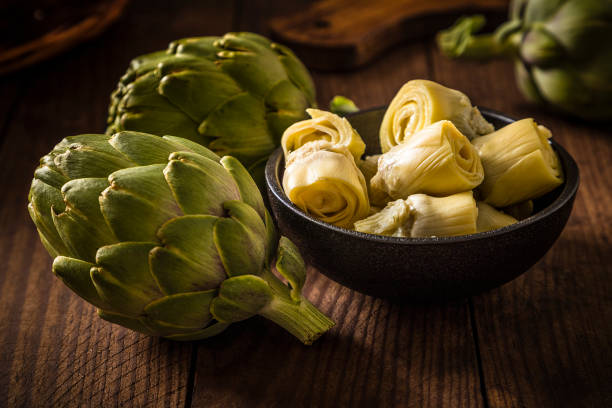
(265, 107, 580, 245)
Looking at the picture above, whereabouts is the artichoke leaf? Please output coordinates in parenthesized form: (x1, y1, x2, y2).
(214, 33, 289, 97)
(210, 275, 274, 322)
(275, 236, 306, 302)
(52, 256, 110, 310)
(202, 93, 275, 164)
(159, 69, 243, 122)
(28, 179, 70, 256)
(101, 165, 181, 242)
(220, 156, 266, 220)
(164, 151, 240, 216)
(33, 166, 69, 190)
(213, 201, 268, 277)
(53, 139, 135, 180)
(92, 242, 162, 315)
(162, 135, 221, 162)
(109, 131, 202, 165)
(144, 290, 217, 330)
(52, 209, 113, 263)
(151, 215, 225, 294)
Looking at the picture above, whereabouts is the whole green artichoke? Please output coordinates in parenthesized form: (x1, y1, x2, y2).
(28, 131, 333, 344)
(436, 0, 612, 120)
(107, 32, 316, 185)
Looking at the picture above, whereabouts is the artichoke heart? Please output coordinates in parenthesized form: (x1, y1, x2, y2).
(283, 141, 370, 228)
(281, 108, 366, 162)
(355, 191, 478, 238)
(408, 191, 478, 237)
(379, 79, 493, 152)
(476, 201, 517, 233)
(472, 118, 564, 207)
(354, 199, 413, 237)
(370, 120, 484, 204)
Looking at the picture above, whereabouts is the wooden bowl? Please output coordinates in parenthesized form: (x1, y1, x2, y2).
(265, 108, 579, 300)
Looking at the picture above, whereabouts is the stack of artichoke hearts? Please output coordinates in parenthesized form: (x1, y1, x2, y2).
(281, 80, 565, 238)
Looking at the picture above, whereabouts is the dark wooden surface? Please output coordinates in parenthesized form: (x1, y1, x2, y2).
(0, 1, 610, 407)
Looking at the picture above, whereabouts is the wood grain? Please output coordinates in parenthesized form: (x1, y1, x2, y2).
(430, 44, 612, 407)
(0, 1, 235, 406)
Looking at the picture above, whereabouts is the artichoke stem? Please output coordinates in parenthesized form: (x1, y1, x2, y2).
(259, 295, 335, 345)
(437, 16, 520, 59)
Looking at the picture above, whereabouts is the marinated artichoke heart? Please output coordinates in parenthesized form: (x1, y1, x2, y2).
(379, 79, 493, 152)
(472, 118, 564, 207)
(281, 108, 366, 162)
(283, 141, 370, 228)
(354, 199, 413, 237)
(476, 201, 517, 232)
(408, 191, 478, 237)
(28, 132, 334, 345)
(356, 191, 477, 237)
(370, 120, 484, 205)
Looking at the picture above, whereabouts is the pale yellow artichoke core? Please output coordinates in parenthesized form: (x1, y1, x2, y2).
(281, 108, 366, 162)
(354, 199, 413, 237)
(472, 118, 564, 207)
(476, 201, 517, 233)
(379, 79, 494, 152)
(370, 120, 484, 205)
(355, 191, 478, 238)
(283, 141, 370, 228)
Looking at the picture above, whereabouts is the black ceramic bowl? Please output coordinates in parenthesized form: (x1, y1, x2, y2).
(265, 108, 579, 300)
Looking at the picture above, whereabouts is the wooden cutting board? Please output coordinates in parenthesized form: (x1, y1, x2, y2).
(269, 0, 508, 70)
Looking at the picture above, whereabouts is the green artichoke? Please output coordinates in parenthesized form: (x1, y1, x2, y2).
(28, 131, 334, 344)
(107, 32, 316, 186)
(436, 0, 612, 120)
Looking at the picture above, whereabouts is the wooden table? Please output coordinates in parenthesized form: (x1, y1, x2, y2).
(1, 1, 610, 407)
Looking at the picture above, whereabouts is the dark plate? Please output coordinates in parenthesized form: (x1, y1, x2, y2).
(265, 108, 579, 300)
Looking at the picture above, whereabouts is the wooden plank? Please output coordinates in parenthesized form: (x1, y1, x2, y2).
(0, 1, 236, 406)
(190, 2, 484, 407)
(430, 44, 612, 407)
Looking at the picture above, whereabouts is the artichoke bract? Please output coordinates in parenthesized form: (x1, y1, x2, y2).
(436, 0, 612, 120)
(28, 132, 334, 344)
(371, 120, 484, 205)
(281, 108, 366, 162)
(283, 141, 370, 229)
(107, 32, 316, 185)
(379, 79, 493, 152)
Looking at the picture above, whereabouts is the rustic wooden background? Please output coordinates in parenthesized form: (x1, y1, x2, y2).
(1, 1, 610, 407)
